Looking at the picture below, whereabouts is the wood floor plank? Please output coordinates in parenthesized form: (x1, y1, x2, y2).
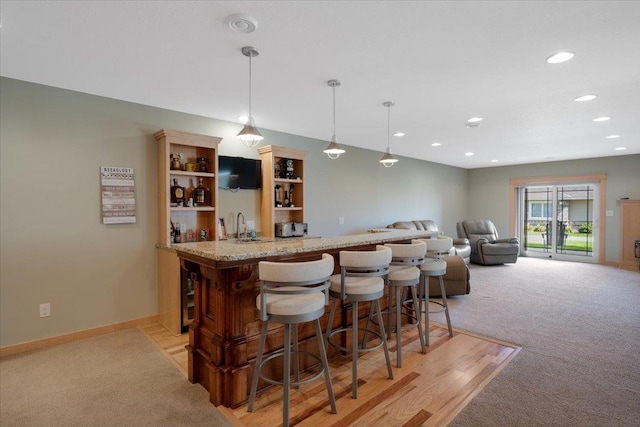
(139, 323, 519, 426)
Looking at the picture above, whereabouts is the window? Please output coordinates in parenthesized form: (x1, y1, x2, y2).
(529, 202, 552, 219)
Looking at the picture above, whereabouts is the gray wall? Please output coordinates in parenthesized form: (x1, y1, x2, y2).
(467, 156, 640, 262)
(0, 77, 468, 347)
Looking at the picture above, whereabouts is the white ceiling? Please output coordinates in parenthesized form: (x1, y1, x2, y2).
(1, 1, 639, 168)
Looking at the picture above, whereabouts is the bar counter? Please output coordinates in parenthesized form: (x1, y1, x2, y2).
(172, 229, 436, 408)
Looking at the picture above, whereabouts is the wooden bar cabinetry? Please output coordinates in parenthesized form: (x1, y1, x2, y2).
(258, 145, 307, 238)
(154, 129, 221, 335)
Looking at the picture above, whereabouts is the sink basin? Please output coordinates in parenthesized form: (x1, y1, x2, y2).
(232, 238, 272, 244)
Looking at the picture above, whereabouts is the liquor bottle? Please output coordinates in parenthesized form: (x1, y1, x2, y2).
(173, 222, 181, 243)
(171, 179, 185, 207)
(193, 178, 209, 207)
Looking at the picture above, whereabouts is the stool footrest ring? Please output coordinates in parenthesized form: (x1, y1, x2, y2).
(327, 327, 386, 354)
(257, 350, 326, 388)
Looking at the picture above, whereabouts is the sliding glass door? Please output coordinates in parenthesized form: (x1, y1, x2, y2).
(518, 183, 599, 263)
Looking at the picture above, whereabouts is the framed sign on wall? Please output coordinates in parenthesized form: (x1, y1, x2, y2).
(101, 166, 136, 224)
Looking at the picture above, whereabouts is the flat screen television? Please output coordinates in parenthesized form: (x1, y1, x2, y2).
(218, 156, 262, 189)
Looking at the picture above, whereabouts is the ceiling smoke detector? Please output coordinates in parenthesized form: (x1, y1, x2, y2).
(226, 13, 258, 33)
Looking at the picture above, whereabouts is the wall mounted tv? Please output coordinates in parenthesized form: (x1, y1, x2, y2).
(218, 156, 262, 190)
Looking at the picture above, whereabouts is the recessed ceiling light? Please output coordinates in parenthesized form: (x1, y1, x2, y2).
(431, 142, 441, 147)
(467, 117, 483, 123)
(606, 134, 621, 139)
(614, 147, 626, 151)
(238, 115, 248, 123)
(465, 152, 474, 156)
(546, 52, 575, 64)
(575, 94, 597, 102)
(393, 132, 405, 137)
(490, 159, 499, 163)
(592, 116, 611, 122)
(226, 13, 258, 33)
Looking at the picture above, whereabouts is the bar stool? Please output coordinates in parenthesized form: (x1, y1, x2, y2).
(413, 240, 454, 346)
(248, 254, 337, 427)
(378, 241, 427, 367)
(326, 245, 394, 399)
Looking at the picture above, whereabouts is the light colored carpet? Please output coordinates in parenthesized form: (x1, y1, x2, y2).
(443, 257, 640, 427)
(0, 328, 232, 426)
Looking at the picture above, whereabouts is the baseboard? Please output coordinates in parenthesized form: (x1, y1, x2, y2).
(0, 314, 160, 359)
(602, 260, 620, 268)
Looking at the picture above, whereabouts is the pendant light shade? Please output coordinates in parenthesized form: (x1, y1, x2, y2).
(324, 79, 345, 159)
(380, 101, 398, 167)
(237, 46, 264, 147)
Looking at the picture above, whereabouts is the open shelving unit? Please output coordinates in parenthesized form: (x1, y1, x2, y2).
(154, 129, 221, 335)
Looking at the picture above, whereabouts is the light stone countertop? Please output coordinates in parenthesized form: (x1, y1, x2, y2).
(166, 229, 438, 263)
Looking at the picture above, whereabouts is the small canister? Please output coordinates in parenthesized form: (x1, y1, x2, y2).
(200, 228, 209, 241)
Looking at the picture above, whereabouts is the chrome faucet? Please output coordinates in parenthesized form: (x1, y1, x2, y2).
(236, 212, 246, 240)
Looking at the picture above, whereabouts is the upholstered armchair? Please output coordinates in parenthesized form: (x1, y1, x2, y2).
(456, 219, 519, 265)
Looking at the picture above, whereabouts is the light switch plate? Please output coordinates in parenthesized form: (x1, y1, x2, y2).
(606, 210, 614, 217)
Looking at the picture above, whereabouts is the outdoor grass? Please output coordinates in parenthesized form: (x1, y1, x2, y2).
(526, 232, 593, 252)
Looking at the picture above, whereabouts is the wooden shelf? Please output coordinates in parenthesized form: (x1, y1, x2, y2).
(274, 177, 303, 184)
(170, 206, 215, 212)
(169, 170, 215, 178)
(154, 128, 221, 336)
(259, 145, 307, 238)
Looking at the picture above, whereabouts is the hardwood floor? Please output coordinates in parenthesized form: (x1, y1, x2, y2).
(140, 322, 519, 426)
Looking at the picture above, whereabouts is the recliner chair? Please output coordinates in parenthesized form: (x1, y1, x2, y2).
(456, 219, 519, 265)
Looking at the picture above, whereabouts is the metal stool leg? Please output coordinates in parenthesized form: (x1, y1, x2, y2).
(439, 275, 453, 337)
(325, 298, 337, 342)
(315, 319, 337, 413)
(395, 284, 402, 367)
(423, 275, 430, 346)
(283, 323, 291, 427)
(352, 301, 359, 399)
(248, 319, 269, 412)
(409, 284, 426, 354)
(293, 325, 300, 388)
(374, 299, 394, 380)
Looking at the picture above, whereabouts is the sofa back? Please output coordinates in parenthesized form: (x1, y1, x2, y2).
(387, 220, 439, 232)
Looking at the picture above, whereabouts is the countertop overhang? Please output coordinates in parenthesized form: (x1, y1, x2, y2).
(167, 229, 438, 264)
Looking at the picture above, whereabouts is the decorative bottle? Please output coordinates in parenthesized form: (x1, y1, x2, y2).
(193, 178, 209, 207)
(171, 179, 185, 207)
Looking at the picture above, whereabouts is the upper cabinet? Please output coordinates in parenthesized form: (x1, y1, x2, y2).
(258, 145, 308, 238)
(155, 129, 221, 245)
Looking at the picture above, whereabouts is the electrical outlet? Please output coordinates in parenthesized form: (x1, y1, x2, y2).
(338, 217, 344, 225)
(39, 303, 50, 318)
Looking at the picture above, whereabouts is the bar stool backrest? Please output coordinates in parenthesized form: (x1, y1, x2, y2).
(385, 241, 426, 267)
(258, 253, 334, 320)
(337, 246, 391, 300)
(339, 245, 391, 271)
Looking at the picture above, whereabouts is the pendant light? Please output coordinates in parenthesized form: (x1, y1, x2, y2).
(379, 101, 398, 167)
(324, 79, 345, 159)
(237, 46, 264, 147)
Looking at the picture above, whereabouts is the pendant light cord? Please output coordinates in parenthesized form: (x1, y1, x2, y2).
(248, 53, 252, 119)
(387, 103, 391, 150)
(332, 84, 336, 138)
